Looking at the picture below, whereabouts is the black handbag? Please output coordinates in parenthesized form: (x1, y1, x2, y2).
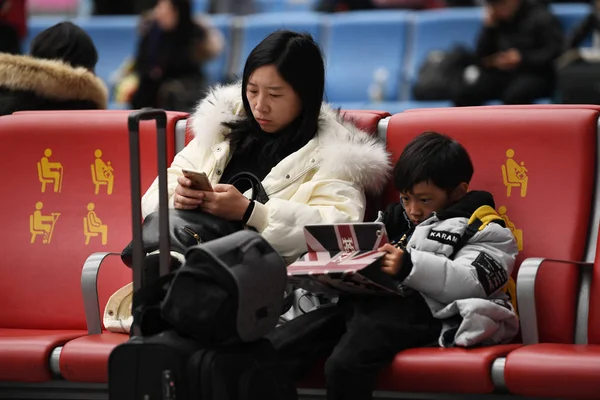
(121, 171, 269, 268)
(557, 59, 600, 104)
(412, 46, 475, 101)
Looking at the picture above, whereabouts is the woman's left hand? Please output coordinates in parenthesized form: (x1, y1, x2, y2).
(199, 184, 251, 221)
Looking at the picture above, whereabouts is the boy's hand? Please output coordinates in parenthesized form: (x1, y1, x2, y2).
(378, 243, 404, 276)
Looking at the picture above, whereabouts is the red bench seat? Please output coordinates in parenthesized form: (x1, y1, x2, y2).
(0, 110, 186, 382)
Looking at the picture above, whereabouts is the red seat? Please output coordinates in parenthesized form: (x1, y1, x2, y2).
(59, 332, 129, 383)
(0, 110, 186, 382)
(384, 107, 595, 393)
(299, 345, 519, 393)
(505, 230, 600, 399)
(380, 107, 596, 394)
(0, 329, 84, 382)
(403, 104, 600, 113)
(505, 343, 600, 399)
(338, 110, 391, 135)
(386, 106, 595, 334)
(386, 345, 520, 393)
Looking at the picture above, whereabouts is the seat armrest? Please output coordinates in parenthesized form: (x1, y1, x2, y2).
(81, 252, 122, 335)
(517, 257, 593, 345)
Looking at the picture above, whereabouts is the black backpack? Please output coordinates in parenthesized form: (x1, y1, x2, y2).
(131, 230, 288, 344)
(161, 230, 288, 345)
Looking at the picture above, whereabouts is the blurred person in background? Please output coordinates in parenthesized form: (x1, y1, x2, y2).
(316, 0, 375, 12)
(370, 0, 444, 10)
(452, 0, 563, 105)
(208, 0, 254, 14)
(0, 21, 108, 116)
(565, 0, 600, 49)
(123, 0, 221, 112)
(556, 0, 600, 103)
(315, 0, 441, 12)
(93, 0, 155, 15)
(0, 0, 26, 54)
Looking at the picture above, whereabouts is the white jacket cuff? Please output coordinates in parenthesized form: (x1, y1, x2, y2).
(247, 201, 269, 232)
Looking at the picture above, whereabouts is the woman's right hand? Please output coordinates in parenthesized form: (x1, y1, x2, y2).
(173, 175, 205, 210)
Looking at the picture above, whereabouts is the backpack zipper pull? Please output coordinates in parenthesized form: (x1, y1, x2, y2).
(182, 227, 201, 244)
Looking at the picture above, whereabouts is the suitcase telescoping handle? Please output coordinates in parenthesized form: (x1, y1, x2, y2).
(128, 109, 171, 298)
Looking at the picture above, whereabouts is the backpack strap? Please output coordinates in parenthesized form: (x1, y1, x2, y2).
(468, 205, 505, 229)
(449, 219, 481, 259)
(449, 205, 504, 259)
(449, 205, 518, 313)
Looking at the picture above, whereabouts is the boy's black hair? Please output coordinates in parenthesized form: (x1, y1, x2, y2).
(393, 131, 474, 193)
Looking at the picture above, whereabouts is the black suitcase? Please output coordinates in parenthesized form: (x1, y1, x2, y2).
(109, 330, 296, 400)
(107, 109, 297, 400)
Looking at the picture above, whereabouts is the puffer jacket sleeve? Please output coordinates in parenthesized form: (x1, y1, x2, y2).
(247, 179, 366, 262)
(401, 222, 518, 304)
(141, 138, 207, 217)
(141, 84, 242, 217)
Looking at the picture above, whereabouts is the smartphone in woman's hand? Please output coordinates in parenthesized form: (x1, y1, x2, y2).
(182, 169, 214, 192)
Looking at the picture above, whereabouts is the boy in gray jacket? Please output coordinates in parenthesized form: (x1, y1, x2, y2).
(269, 131, 519, 400)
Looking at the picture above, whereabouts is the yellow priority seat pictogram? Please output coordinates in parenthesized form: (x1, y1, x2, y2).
(38, 149, 63, 193)
(84, 203, 108, 245)
(91, 149, 115, 195)
(502, 149, 528, 198)
(498, 206, 523, 251)
(30, 202, 60, 244)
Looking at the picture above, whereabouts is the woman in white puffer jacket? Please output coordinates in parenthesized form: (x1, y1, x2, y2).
(141, 30, 391, 263)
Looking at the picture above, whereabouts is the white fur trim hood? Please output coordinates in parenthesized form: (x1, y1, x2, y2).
(189, 83, 391, 193)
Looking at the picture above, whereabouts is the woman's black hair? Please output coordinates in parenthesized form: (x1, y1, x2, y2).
(224, 30, 325, 161)
(30, 21, 99, 72)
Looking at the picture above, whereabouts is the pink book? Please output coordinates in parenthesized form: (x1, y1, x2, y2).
(287, 223, 403, 295)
